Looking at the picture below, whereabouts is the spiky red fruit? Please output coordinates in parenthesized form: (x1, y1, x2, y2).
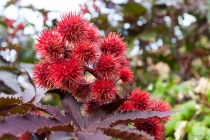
(150, 99, 171, 122)
(91, 79, 117, 104)
(50, 58, 84, 90)
(119, 68, 134, 83)
(71, 81, 91, 102)
(134, 118, 164, 140)
(95, 53, 120, 79)
(73, 41, 98, 64)
(33, 61, 53, 88)
(83, 99, 100, 115)
(86, 23, 100, 42)
(119, 100, 134, 111)
(57, 12, 88, 42)
(129, 88, 151, 111)
(116, 55, 130, 68)
(36, 28, 64, 61)
(100, 32, 127, 56)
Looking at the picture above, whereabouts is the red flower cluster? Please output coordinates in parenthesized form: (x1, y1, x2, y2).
(120, 88, 171, 139)
(134, 118, 164, 140)
(34, 12, 171, 139)
(34, 12, 132, 103)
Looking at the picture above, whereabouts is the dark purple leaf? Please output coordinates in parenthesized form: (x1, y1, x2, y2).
(47, 89, 85, 130)
(0, 113, 74, 139)
(46, 89, 61, 94)
(0, 93, 23, 107)
(47, 89, 128, 131)
(99, 125, 155, 140)
(25, 70, 36, 94)
(77, 130, 110, 140)
(28, 104, 69, 123)
(0, 104, 17, 113)
(85, 99, 127, 128)
(0, 94, 26, 116)
(89, 99, 127, 119)
(49, 131, 73, 140)
(60, 92, 85, 130)
(87, 110, 180, 130)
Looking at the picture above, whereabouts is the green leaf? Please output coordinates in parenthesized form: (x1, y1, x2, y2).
(165, 113, 182, 135)
(189, 122, 206, 136)
(138, 31, 156, 42)
(120, 2, 146, 15)
(207, 0, 210, 23)
(3, 0, 17, 9)
(153, 80, 167, 95)
(178, 101, 197, 120)
(206, 89, 210, 102)
(169, 84, 193, 94)
(202, 115, 210, 127)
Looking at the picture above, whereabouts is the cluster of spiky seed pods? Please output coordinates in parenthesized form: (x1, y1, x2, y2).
(34, 12, 171, 140)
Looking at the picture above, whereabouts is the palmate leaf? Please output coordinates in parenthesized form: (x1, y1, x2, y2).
(77, 130, 110, 140)
(0, 89, 44, 116)
(25, 70, 36, 93)
(24, 71, 46, 104)
(0, 72, 45, 116)
(46, 89, 180, 137)
(27, 104, 69, 123)
(20, 87, 45, 104)
(87, 98, 127, 123)
(0, 88, 180, 139)
(0, 93, 23, 107)
(99, 125, 155, 140)
(0, 113, 74, 139)
(49, 131, 73, 140)
(47, 89, 127, 131)
(0, 93, 27, 116)
(87, 110, 180, 130)
(59, 90, 86, 130)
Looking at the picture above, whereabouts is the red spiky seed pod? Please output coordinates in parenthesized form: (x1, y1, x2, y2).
(129, 88, 151, 111)
(83, 99, 100, 115)
(73, 41, 98, 64)
(50, 58, 84, 90)
(57, 12, 88, 42)
(86, 23, 100, 42)
(100, 32, 127, 56)
(116, 55, 130, 68)
(119, 68, 134, 84)
(95, 53, 120, 79)
(134, 118, 164, 140)
(91, 79, 117, 104)
(150, 99, 171, 122)
(119, 100, 134, 111)
(71, 81, 91, 102)
(35, 28, 65, 61)
(33, 61, 53, 88)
